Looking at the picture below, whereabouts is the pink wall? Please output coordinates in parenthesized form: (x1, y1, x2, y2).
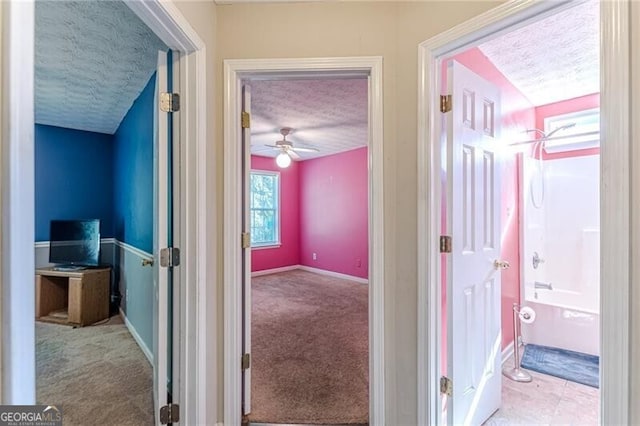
(535, 93, 600, 160)
(444, 48, 536, 356)
(250, 155, 300, 271)
(299, 147, 369, 279)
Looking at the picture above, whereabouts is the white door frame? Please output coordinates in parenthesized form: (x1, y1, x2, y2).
(1, 1, 214, 424)
(223, 57, 385, 426)
(417, 1, 631, 425)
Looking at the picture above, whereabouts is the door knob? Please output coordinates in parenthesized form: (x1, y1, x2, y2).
(494, 259, 510, 270)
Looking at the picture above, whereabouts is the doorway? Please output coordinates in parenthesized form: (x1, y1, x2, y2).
(417, 1, 631, 425)
(244, 77, 370, 424)
(223, 57, 385, 426)
(2, 1, 210, 423)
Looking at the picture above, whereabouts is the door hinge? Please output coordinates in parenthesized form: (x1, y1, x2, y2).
(440, 235, 452, 253)
(242, 353, 251, 370)
(241, 232, 251, 249)
(241, 111, 251, 129)
(160, 403, 180, 424)
(160, 247, 181, 267)
(440, 94, 452, 113)
(160, 92, 180, 113)
(440, 376, 453, 396)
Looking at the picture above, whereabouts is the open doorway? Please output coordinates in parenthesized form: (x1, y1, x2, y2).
(3, 0, 209, 422)
(223, 57, 384, 426)
(244, 78, 369, 424)
(417, 0, 632, 425)
(439, 2, 600, 424)
(33, 1, 169, 423)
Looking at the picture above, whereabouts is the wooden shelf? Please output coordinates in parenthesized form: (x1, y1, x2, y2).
(35, 267, 110, 327)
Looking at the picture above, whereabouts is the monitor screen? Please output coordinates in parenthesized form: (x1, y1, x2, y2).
(49, 219, 101, 267)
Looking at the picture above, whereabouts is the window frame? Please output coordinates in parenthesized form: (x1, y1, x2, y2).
(249, 169, 281, 248)
(543, 108, 600, 153)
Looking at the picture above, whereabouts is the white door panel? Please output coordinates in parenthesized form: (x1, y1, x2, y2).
(154, 50, 169, 426)
(241, 84, 252, 416)
(446, 60, 502, 426)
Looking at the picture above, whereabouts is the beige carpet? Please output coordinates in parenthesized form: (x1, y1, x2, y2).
(36, 315, 154, 425)
(247, 270, 369, 424)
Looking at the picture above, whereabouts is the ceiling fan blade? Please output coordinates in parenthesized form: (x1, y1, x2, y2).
(288, 150, 301, 160)
(291, 146, 319, 153)
(264, 144, 280, 149)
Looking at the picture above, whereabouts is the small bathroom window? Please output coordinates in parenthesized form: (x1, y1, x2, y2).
(543, 108, 600, 153)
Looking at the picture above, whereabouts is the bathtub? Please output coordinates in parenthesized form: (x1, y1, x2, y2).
(520, 154, 600, 356)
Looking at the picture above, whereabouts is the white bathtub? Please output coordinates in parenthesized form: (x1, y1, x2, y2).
(520, 154, 600, 357)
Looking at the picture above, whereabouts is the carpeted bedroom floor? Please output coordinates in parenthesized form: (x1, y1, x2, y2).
(36, 315, 154, 425)
(247, 269, 369, 425)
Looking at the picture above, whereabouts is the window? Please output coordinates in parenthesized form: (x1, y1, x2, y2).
(543, 108, 600, 153)
(250, 171, 280, 247)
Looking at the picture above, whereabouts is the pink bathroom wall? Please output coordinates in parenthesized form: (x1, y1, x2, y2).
(299, 147, 369, 279)
(251, 155, 301, 271)
(535, 93, 600, 160)
(443, 48, 536, 358)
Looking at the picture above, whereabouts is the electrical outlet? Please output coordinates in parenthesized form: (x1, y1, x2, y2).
(356, 259, 362, 267)
(312, 252, 317, 260)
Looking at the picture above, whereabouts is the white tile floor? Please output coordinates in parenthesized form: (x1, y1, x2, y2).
(485, 355, 599, 425)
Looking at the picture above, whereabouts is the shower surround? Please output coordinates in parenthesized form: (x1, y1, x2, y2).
(520, 153, 600, 356)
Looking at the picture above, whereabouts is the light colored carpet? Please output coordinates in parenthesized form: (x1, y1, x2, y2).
(36, 315, 154, 425)
(247, 270, 369, 424)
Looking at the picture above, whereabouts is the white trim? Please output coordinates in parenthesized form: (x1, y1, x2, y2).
(113, 239, 153, 261)
(120, 308, 154, 365)
(34, 237, 117, 250)
(417, 1, 630, 425)
(298, 265, 368, 285)
(2, 0, 35, 404)
(251, 265, 299, 277)
(4, 0, 212, 423)
(224, 56, 384, 426)
(501, 341, 515, 366)
(251, 264, 369, 284)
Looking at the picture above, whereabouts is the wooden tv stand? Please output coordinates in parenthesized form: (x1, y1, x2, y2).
(35, 267, 110, 326)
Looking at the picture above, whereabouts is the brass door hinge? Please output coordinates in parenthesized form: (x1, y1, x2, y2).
(160, 92, 180, 112)
(241, 232, 251, 249)
(440, 235, 452, 253)
(440, 95, 452, 113)
(241, 111, 251, 129)
(160, 403, 180, 424)
(440, 376, 452, 396)
(160, 247, 181, 268)
(242, 353, 251, 370)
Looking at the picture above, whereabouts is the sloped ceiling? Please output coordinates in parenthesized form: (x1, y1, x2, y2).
(250, 78, 368, 160)
(478, 0, 599, 106)
(35, 1, 168, 135)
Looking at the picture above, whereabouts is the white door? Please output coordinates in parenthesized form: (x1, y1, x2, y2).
(241, 83, 253, 416)
(446, 60, 502, 426)
(153, 49, 177, 425)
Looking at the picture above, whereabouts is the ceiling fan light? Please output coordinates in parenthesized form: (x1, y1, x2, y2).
(276, 152, 292, 168)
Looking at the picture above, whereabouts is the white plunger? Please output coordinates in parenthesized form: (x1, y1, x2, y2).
(502, 303, 533, 382)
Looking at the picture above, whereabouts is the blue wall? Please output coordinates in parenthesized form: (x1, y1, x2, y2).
(112, 74, 155, 253)
(35, 125, 114, 241)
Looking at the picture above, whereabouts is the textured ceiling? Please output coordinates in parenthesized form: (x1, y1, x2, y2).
(250, 78, 368, 160)
(478, 0, 599, 107)
(35, 1, 167, 135)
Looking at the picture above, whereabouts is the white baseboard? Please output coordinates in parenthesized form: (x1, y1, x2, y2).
(251, 264, 369, 284)
(251, 265, 299, 277)
(298, 265, 368, 284)
(502, 340, 515, 366)
(120, 308, 153, 365)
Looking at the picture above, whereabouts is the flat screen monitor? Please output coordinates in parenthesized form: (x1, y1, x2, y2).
(49, 219, 101, 267)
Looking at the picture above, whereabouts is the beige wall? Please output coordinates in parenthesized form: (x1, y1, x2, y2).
(215, 2, 500, 424)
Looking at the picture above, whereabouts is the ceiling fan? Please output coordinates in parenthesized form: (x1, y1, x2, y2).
(265, 128, 319, 163)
